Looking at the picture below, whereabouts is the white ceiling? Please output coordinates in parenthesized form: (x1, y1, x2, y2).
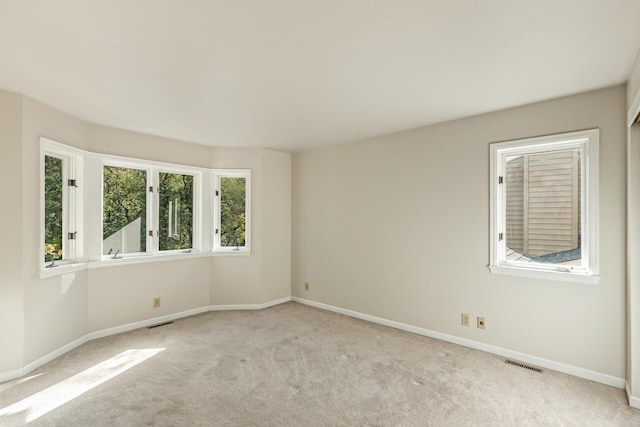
(1, 1, 639, 152)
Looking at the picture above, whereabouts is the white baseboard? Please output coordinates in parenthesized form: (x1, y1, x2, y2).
(209, 296, 291, 311)
(0, 296, 291, 384)
(627, 382, 640, 409)
(0, 335, 88, 384)
(87, 306, 211, 341)
(292, 297, 626, 390)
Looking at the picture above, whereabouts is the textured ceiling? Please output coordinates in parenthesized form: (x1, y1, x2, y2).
(1, 0, 639, 152)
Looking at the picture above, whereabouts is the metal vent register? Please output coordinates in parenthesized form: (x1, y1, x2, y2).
(504, 359, 543, 373)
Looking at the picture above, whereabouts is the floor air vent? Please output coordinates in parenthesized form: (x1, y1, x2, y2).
(504, 359, 543, 373)
(147, 321, 174, 329)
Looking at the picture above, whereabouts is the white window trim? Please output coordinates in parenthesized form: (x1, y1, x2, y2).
(489, 129, 600, 284)
(40, 137, 84, 270)
(39, 140, 251, 277)
(156, 168, 202, 254)
(100, 157, 204, 259)
(213, 169, 251, 254)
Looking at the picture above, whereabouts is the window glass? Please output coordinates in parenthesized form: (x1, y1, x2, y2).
(159, 172, 193, 251)
(103, 166, 147, 255)
(44, 155, 64, 264)
(220, 177, 246, 248)
(504, 148, 582, 267)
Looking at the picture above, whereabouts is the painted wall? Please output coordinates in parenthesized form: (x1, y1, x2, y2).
(292, 85, 627, 379)
(0, 90, 25, 373)
(628, 125, 640, 402)
(21, 97, 90, 365)
(260, 149, 291, 303)
(84, 123, 291, 331)
(208, 147, 292, 306)
(627, 46, 640, 405)
(1, 93, 291, 375)
(628, 47, 640, 121)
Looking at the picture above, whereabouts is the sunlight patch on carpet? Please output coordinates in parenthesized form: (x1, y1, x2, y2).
(0, 348, 164, 423)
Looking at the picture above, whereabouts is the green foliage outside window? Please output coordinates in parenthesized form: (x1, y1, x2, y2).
(159, 172, 193, 250)
(220, 177, 246, 247)
(103, 166, 147, 253)
(44, 156, 63, 262)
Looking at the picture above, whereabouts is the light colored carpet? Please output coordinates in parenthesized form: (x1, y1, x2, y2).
(0, 301, 638, 426)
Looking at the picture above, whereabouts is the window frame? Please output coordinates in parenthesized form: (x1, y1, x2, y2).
(101, 160, 152, 258)
(489, 129, 600, 284)
(40, 137, 84, 269)
(156, 167, 200, 254)
(100, 156, 202, 260)
(213, 169, 251, 254)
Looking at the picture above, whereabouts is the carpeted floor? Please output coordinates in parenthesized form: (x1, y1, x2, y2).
(0, 301, 639, 426)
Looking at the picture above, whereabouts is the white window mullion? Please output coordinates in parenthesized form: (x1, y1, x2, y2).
(149, 168, 158, 254)
(61, 155, 70, 262)
(213, 174, 221, 250)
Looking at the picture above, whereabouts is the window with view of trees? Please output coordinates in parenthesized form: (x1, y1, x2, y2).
(43, 138, 251, 270)
(44, 155, 64, 264)
(159, 172, 194, 251)
(103, 165, 148, 255)
(214, 172, 250, 251)
(42, 138, 82, 269)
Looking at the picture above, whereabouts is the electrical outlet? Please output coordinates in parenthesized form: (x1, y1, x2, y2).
(461, 313, 470, 326)
(304, 282, 310, 291)
(153, 297, 161, 308)
(477, 316, 486, 329)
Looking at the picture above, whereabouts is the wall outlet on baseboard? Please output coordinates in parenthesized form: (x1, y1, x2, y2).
(461, 313, 470, 326)
(477, 316, 486, 329)
(153, 297, 161, 308)
(304, 282, 310, 291)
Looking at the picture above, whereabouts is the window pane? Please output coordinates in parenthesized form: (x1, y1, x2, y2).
(220, 177, 246, 248)
(159, 172, 193, 251)
(44, 156, 63, 263)
(103, 166, 147, 255)
(505, 148, 581, 266)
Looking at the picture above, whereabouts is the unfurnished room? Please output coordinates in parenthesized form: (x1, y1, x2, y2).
(2, 1, 640, 425)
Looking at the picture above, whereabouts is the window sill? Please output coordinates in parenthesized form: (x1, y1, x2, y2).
(489, 264, 600, 285)
(211, 249, 251, 256)
(38, 249, 253, 276)
(89, 251, 211, 269)
(39, 262, 87, 279)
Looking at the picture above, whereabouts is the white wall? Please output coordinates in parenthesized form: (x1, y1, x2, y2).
(208, 147, 291, 306)
(21, 97, 90, 365)
(84, 122, 292, 331)
(0, 90, 24, 373)
(292, 85, 627, 379)
(627, 46, 640, 405)
(0, 93, 291, 376)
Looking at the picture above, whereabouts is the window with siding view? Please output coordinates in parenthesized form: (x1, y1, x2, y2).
(505, 148, 581, 266)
